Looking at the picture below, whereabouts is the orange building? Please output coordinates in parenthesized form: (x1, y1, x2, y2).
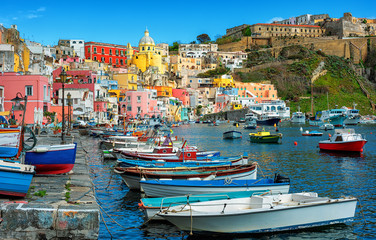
(234, 82, 278, 103)
(146, 86, 172, 97)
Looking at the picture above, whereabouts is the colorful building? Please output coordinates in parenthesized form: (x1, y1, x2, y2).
(0, 72, 51, 124)
(120, 90, 159, 119)
(85, 42, 138, 68)
(172, 89, 190, 106)
(127, 29, 166, 73)
(147, 86, 172, 97)
(112, 73, 137, 90)
(213, 75, 235, 88)
(234, 82, 278, 103)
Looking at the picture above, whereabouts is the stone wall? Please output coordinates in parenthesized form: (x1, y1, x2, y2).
(203, 108, 249, 121)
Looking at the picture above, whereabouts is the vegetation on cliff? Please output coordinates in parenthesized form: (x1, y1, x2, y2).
(235, 45, 376, 115)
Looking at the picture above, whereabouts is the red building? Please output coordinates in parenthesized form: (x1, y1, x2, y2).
(84, 42, 138, 68)
(172, 89, 190, 106)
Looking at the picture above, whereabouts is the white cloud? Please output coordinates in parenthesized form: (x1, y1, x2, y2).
(36, 7, 46, 12)
(12, 17, 18, 20)
(267, 17, 284, 23)
(27, 14, 39, 19)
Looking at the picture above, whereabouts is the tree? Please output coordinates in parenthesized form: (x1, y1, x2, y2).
(242, 26, 252, 37)
(169, 41, 179, 52)
(196, 34, 211, 44)
(190, 41, 197, 44)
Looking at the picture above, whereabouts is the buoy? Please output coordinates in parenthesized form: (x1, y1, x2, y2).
(300, 127, 303, 132)
(360, 148, 363, 152)
(274, 123, 276, 127)
(371, 132, 373, 134)
(294, 141, 298, 146)
(329, 134, 331, 137)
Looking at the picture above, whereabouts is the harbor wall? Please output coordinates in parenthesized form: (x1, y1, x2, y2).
(203, 108, 249, 121)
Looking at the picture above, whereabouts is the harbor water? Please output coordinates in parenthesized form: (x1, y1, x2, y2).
(84, 123, 376, 239)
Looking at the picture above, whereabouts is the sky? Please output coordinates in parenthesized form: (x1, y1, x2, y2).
(1, 0, 375, 47)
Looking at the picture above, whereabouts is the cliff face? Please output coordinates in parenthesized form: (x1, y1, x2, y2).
(236, 45, 376, 115)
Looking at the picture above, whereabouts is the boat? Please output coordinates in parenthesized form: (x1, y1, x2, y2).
(115, 163, 258, 190)
(249, 131, 282, 143)
(319, 123, 334, 130)
(0, 127, 22, 158)
(0, 159, 35, 197)
(25, 143, 77, 174)
(248, 99, 290, 120)
(139, 190, 270, 220)
(256, 113, 281, 126)
(157, 192, 357, 234)
(342, 104, 361, 125)
(140, 175, 290, 197)
(319, 129, 367, 152)
(301, 130, 323, 136)
(223, 130, 242, 139)
(244, 122, 257, 129)
(290, 111, 305, 124)
(116, 155, 247, 168)
(320, 108, 348, 127)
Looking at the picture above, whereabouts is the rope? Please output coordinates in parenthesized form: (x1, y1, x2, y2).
(190, 204, 193, 235)
(257, 164, 266, 178)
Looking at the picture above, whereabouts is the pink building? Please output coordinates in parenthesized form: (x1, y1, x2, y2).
(0, 72, 51, 124)
(52, 68, 96, 105)
(172, 89, 190, 106)
(120, 90, 159, 119)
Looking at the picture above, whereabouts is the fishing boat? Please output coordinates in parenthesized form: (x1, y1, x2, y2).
(25, 143, 77, 174)
(139, 190, 270, 220)
(116, 155, 247, 168)
(0, 159, 35, 197)
(342, 104, 361, 125)
(249, 131, 282, 143)
(223, 130, 242, 139)
(158, 192, 357, 234)
(319, 129, 367, 152)
(0, 127, 22, 158)
(256, 114, 281, 126)
(115, 163, 258, 190)
(140, 175, 289, 197)
(301, 130, 323, 136)
(320, 108, 348, 127)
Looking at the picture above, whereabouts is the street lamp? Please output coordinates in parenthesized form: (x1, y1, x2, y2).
(11, 92, 27, 126)
(58, 67, 68, 144)
(67, 92, 71, 133)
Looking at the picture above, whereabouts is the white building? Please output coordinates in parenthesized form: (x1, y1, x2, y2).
(179, 43, 218, 58)
(59, 88, 94, 121)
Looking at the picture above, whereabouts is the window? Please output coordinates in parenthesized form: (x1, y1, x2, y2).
(116, 59, 119, 64)
(116, 50, 119, 56)
(147, 47, 150, 50)
(25, 86, 33, 96)
(137, 96, 141, 102)
(109, 58, 112, 63)
(142, 47, 145, 51)
(94, 56, 97, 61)
(101, 57, 104, 62)
(128, 96, 131, 101)
(43, 86, 47, 99)
(120, 59, 123, 65)
(74, 99, 78, 104)
(127, 105, 132, 111)
(120, 50, 123, 56)
(102, 48, 104, 54)
(137, 107, 141, 113)
(109, 49, 112, 55)
(94, 47, 97, 54)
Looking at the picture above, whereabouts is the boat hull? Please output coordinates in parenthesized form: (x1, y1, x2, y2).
(249, 135, 281, 143)
(140, 179, 288, 197)
(160, 198, 356, 233)
(0, 161, 35, 197)
(223, 131, 242, 139)
(319, 140, 367, 152)
(256, 118, 280, 126)
(25, 143, 77, 174)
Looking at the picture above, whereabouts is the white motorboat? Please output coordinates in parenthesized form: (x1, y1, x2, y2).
(319, 123, 334, 130)
(158, 192, 357, 234)
(342, 105, 361, 125)
(290, 112, 305, 124)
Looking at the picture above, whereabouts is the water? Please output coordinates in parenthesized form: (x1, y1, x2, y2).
(84, 123, 376, 239)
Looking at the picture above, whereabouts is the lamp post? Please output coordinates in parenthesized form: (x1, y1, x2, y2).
(58, 67, 68, 144)
(11, 92, 27, 126)
(97, 104, 100, 125)
(67, 92, 71, 134)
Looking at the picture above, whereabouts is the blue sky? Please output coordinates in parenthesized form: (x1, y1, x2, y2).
(1, 0, 375, 47)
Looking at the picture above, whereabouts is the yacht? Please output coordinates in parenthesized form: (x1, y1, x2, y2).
(248, 100, 290, 119)
(290, 107, 305, 124)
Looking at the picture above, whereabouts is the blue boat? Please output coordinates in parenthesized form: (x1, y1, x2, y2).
(140, 190, 270, 220)
(320, 109, 348, 127)
(25, 143, 77, 174)
(140, 176, 290, 197)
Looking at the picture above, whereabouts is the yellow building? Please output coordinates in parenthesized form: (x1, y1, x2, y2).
(127, 29, 166, 74)
(112, 73, 137, 90)
(213, 75, 235, 88)
(147, 86, 172, 97)
(13, 46, 30, 73)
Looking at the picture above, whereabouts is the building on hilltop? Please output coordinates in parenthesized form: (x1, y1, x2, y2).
(178, 43, 218, 58)
(275, 14, 329, 26)
(250, 23, 325, 38)
(58, 39, 85, 58)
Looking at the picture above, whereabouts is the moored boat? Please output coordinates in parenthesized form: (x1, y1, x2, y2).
(158, 192, 357, 234)
(249, 131, 282, 143)
(25, 143, 77, 174)
(223, 130, 242, 139)
(290, 111, 305, 124)
(140, 175, 289, 197)
(320, 108, 348, 127)
(319, 129, 367, 152)
(302, 130, 323, 136)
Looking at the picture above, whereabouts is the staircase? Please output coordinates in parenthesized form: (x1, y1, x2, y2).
(348, 66, 375, 111)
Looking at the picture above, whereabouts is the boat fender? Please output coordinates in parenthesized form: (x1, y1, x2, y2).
(33, 147, 49, 153)
(274, 173, 290, 183)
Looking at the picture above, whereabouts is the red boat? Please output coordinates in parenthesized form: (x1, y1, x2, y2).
(319, 129, 367, 152)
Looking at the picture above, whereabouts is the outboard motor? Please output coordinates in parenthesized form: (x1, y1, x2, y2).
(274, 173, 290, 183)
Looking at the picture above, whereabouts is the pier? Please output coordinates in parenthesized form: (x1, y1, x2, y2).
(0, 131, 99, 240)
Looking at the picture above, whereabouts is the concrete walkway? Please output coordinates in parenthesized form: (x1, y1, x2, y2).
(0, 131, 100, 240)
